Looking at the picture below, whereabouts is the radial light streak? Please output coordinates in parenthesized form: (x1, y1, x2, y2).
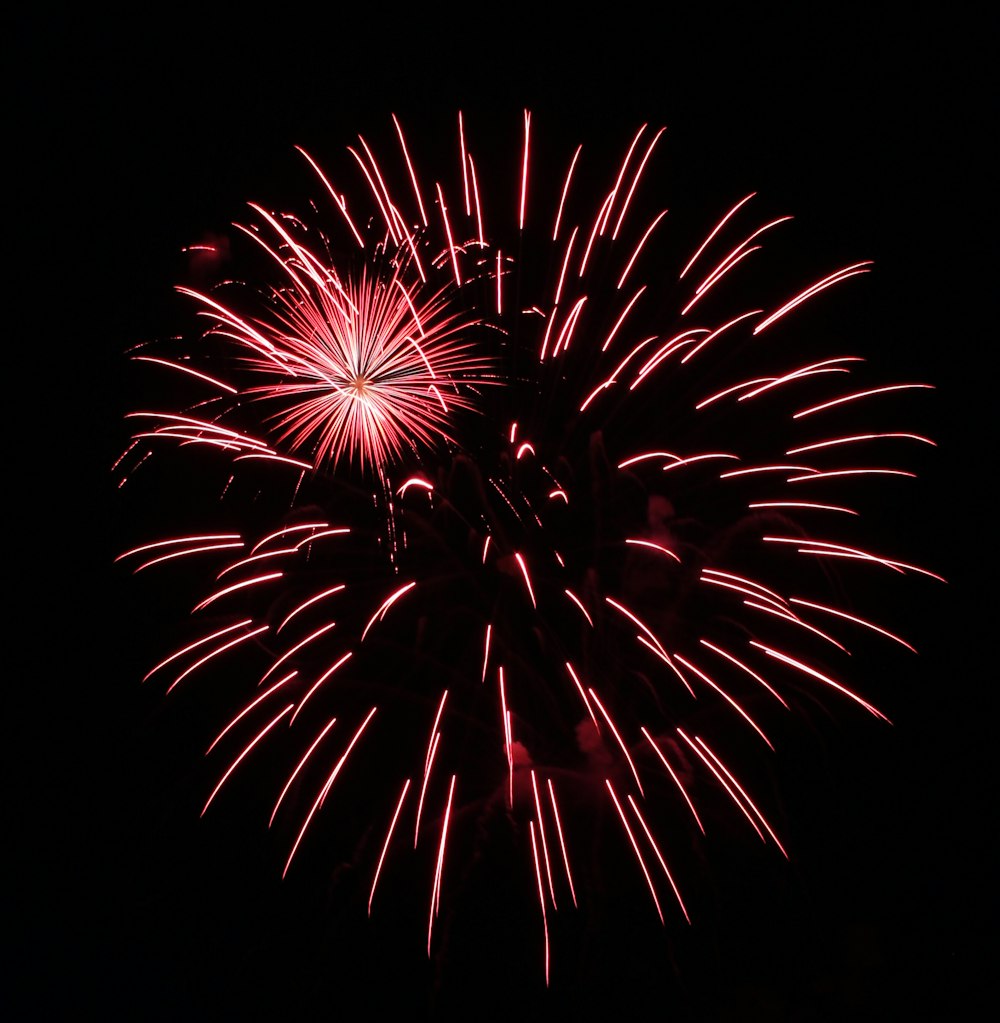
(166, 624, 270, 694)
(750, 642, 890, 722)
(606, 780, 664, 924)
(369, 779, 412, 915)
(269, 715, 339, 827)
(641, 728, 705, 834)
(627, 794, 690, 924)
(531, 771, 558, 907)
(131, 540, 246, 573)
(674, 653, 774, 749)
(677, 730, 768, 846)
(528, 819, 551, 985)
(547, 779, 578, 908)
(427, 774, 457, 955)
(694, 735, 788, 857)
(202, 705, 294, 815)
(753, 262, 873, 335)
(119, 111, 939, 984)
(290, 651, 354, 724)
(207, 672, 298, 754)
(282, 707, 377, 878)
(788, 597, 917, 652)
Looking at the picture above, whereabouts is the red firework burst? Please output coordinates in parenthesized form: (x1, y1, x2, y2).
(178, 241, 493, 474)
(116, 111, 941, 984)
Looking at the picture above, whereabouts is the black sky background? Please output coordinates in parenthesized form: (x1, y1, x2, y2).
(14, 6, 993, 1020)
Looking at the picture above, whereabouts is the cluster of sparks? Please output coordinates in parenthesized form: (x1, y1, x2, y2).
(117, 112, 940, 983)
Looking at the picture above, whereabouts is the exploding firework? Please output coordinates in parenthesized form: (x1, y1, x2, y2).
(116, 111, 940, 983)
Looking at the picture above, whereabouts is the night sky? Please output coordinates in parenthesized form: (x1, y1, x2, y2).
(15, 7, 992, 1020)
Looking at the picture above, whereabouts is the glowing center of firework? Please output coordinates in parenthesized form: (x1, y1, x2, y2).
(238, 269, 492, 473)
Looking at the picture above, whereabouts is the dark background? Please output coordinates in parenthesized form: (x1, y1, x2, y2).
(14, 6, 992, 1020)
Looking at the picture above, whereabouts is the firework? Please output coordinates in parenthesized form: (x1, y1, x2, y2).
(116, 111, 940, 983)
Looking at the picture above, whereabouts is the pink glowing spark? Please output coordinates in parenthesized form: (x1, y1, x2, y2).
(547, 780, 578, 908)
(361, 582, 417, 641)
(793, 383, 935, 419)
(283, 707, 376, 878)
(269, 716, 339, 826)
(191, 571, 284, 612)
(528, 819, 551, 985)
(750, 642, 890, 721)
(674, 652, 773, 748)
(208, 672, 298, 754)
(625, 538, 682, 562)
(641, 728, 705, 834)
(166, 624, 270, 694)
(606, 780, 664, 924)
(291, 651, 354, 723)
(531, 771, 558, 907)
(754, 262, 873, 334)
(698, 639, 789, 709)
(513, 552, 537, 608)
(698, 734, 788, 858)
(202, 704, 294, 815)
(588, 688, 645, 795)
(626, 794, 690, 924)
(427, 774, 457, 954)
(788, 597, 917, 652)
(369, 779, 412, 915)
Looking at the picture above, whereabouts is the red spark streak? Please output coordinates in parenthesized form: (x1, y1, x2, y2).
(565, 662, 599, 725)
(528, 820, 551, 985)
(794, 384, 934, 419)
(414, 732, 441, 849)
(133, 541, 246, 573)
(283, 707, 377, 878)
(679, 192, 756, 279)
(641, 728, 705, 834)
(749, 642, 889, 721)
(698, 639, 789, 709)
(513, 552, 537, 608)
(788, 597, 916, 652)
(673, 653, 773, 749)
(361, 582, 417, 641)
(166, 624, 270, 693)
(142, 619, 252, 682)
(260, 621, 339, 684)
(753, 262, 873, 334)
(202, 705, 293, 815)
(531, 771, 558, 907)
(369, 779, 412, 915)
(564, 590, 594, 627)
(547, 780, 578, 908)
(625, 538, 681, 562)
(606, 780, 663, 923)
(588, 688, 644, 795)
(626, 795, 690, 924)
(415, 691, 448, 846)
(208, 672, 297, 754)
(192, 571, 283, 613)
(427, 775, 457, 955)
(269, 716, 338, 827)
(132, 356, 237, 393)
(277, 584, 345, 633)
(688, 734, 788, 858)
(291, 651, 354, 724)
(117, 533, 243, 562)
(552, 145, 581, 241)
